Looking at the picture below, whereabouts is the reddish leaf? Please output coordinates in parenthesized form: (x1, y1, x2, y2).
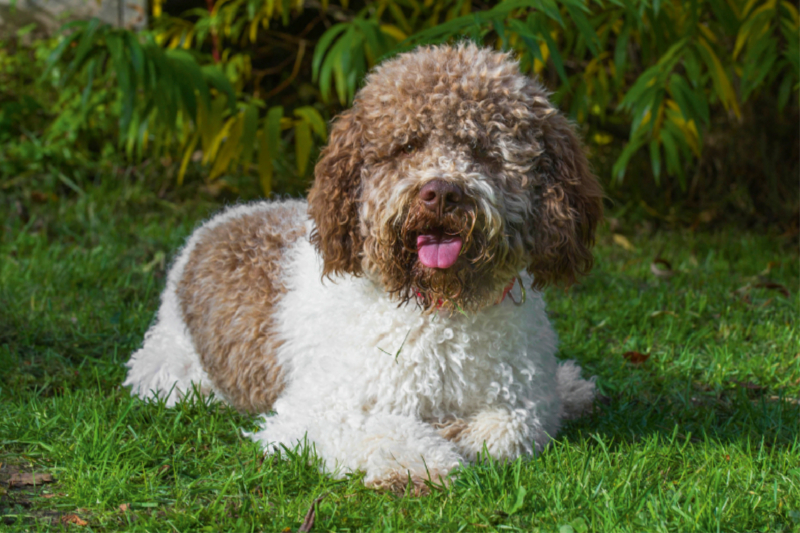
(30, 191, 49, 203)
(8, 472, 53, 487)
(623, 351, 650, 364)
(61, 514, 88, 526)
(754, 282, 790, 298)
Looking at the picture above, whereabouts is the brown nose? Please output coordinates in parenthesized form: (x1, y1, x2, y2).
(419, 179, 463, 214)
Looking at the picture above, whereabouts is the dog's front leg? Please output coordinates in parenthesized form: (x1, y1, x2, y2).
(250, 407, 463, 495)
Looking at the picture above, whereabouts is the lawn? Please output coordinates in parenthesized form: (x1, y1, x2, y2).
(1, 177, 798, 532)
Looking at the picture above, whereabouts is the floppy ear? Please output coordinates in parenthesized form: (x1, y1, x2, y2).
(308, 108, 365, 278)
(527, 110, 603, 288)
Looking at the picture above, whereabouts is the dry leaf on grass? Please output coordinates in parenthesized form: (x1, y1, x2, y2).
(30, 191, 50, 203)
(61, 514, 88, 526)
(760, 261, 779, 276)
(612, 233, 636, 251)
(650, 258, 675, 278)
(753, 281, 790, 298)
(7, 472, 53, 487)
(734, 281, 790, 306)
(298, 493, 329, 533)
(119, 503, 131, 512)
(623, 351, 650, 364)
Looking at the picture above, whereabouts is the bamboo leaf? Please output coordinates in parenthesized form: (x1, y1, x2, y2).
(257, 131, 273, 196)
(201, 65, 237, 111)
(660, 123, 686, 188)
(777, 73, 794, 111)
(531, 16, 568, 85)
(293, 106, 327, 141)
(612, 135, 647, 183)
(265, 106, 284, 162)
(614, 23, 630, 81)
(67, 17, 103, 82)
(240, 103, 260, 167)
(312, 23, 348, 81)
(294, 118, 312, 176)
(697, 37, 741, 118)
(177, 130, 200, 185)
(209, 115, 243, 180)
(649, 138, 661, 184)
(564, 3, 599, 56)
(668, 74, 710, 125)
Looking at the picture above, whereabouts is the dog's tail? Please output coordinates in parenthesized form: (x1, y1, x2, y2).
(556, 360, 596, 420)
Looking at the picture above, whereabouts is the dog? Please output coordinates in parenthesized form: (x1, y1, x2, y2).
(124, 43, 603, 495)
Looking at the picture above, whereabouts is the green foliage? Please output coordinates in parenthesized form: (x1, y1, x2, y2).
(6, 0, 799, 202)
(0, 30, 117, 188)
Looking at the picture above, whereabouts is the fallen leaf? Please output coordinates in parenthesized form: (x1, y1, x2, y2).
(298, 493, 329, 533)
(760, 261, 778, 276)
(30, 191, 49, 203)
(650, 258, 675, 278)
(61, 514, 88, 526)
(119, 503, 130, 512)
(7, 472, 53, 487)
(754, 281, 790, 298)
(613, 233, 636, 252)
(623, 351, 650, 364)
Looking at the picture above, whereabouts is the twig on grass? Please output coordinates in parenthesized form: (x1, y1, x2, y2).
(298, 492, 329, 532)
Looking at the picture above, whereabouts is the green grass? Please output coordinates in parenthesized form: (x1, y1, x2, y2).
(1, 177, 798, 532)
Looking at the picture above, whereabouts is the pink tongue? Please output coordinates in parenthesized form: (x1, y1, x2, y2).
(417, 234, 463, 269)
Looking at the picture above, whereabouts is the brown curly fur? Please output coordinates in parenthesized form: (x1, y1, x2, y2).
(309, 43, 602, 312)
(177, 204, 306, 412)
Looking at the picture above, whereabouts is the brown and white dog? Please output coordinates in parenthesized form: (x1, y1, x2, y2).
(124, 43, 602, 494)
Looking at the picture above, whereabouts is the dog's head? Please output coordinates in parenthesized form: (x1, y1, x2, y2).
(308, 43, 602, 312)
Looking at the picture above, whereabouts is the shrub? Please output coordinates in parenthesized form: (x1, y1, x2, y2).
(7, 0, 799, 220)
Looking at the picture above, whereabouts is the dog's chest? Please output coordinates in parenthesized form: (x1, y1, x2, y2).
(274, 238, 558, 417)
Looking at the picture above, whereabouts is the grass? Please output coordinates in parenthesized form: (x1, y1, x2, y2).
(1, 175, 798, 532)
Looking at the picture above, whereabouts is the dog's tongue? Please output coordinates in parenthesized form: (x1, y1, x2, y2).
(417, 234, 463, 269)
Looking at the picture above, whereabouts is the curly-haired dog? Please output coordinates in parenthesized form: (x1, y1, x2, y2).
(124, 43, 603, 494)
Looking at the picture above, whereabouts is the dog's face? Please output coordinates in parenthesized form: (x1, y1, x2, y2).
(309, 44, 602, 312)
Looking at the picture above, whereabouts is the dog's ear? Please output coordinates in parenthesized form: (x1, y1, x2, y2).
(527, 110, 603, 289)
(308, 108, 365, 278)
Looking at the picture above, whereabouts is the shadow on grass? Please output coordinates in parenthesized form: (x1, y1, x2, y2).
(561, 385, 800, 450)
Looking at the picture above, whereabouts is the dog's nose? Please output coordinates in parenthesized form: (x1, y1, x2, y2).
(419, 179, 463, 214)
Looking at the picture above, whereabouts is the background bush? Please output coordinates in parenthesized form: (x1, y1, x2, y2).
(1, 0, 797, 226)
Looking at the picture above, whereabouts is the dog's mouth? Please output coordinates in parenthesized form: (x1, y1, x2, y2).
(378, 200, 509, 312)
(415, 231, 463, 269)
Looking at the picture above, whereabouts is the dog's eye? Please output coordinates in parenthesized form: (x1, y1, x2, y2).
(404, 143, 416, 154)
